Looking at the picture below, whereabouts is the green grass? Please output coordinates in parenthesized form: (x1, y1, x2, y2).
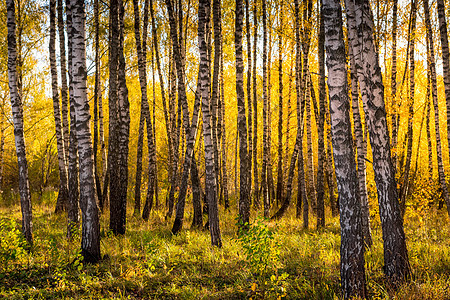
(0, 194, 449, 299)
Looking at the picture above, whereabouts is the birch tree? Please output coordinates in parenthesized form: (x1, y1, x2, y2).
(323, 0, 366, 296)
(6, 0, 33, 246)
(345, 0, 411, 285)
(70, 0, 101, 262)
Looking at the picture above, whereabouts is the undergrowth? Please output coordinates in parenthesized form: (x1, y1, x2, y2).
(0, 195, 449, 299)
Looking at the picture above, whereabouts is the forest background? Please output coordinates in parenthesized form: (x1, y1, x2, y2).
(0, 0, 449, 298)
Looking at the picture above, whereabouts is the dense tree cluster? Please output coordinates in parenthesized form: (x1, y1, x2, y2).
(2, 0, 450, 297)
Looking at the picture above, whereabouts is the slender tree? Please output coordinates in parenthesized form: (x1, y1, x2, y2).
(262, 0, 269, 217)
(399, 0, 416, 214)
(66, 0, 80, 239)
(236, 0, 251, 226)
(70, 0, 101, 262)
(316, 0, 326, 228)
(6, 0, 33, 246)
(252, 0, 259, 206)
(349, 45, 372, 247)
(276, 0, 284, 206)
(345, 0, 411, 285)
(50, 0, 69, 214)
(436, 0, 450, 216)
(424, 0, 450, 214)
(323, 0, 366, 296)
(199, 0, 222, 246)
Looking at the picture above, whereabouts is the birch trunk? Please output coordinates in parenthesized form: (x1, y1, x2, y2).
(199, 0, 222, 246)
(262, 0, 270, 218)
(424, 0, 450, 215)
(6, 0, 33, 246)
(349, 45, 372, 247)
(323, 0, 366, 296)
(399, 0, 416, 215)
(70, 0, 101, 262)
(252, 0, 259, 207)
(345, 0, 411, 285)
(93, 0, 103, 209)
(245, 0, 253, 208)
(236, 0, 251, 226)
(316, 0, 326, 228)
(57, 0, 69, 164)
(66, 0, 80, 238)
(50, 0, 69, 214)
(390, 0, 398, 162)
(276, 1, 284, 206)
(436, 0, 450, 216)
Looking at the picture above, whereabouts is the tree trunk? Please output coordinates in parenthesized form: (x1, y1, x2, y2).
(57, 0, 70, 166)
(316, 0, 326, 228)
(436, 0, 450, 216)
(295, 0, 309, 226)
(262, 0, 269, 218)
(236, 0, 251, 227)
(424, 0, 450, 214)
(133, 0, 156, 219)
(199, 0, 222, 247)
(349, 44, 372, 247)
(66, 0, 80, 239)
(93, 0, 103, 210)
(252, 0, 259, 207)
(276, 1, 283, 206)
(150, 0, 172, 211)
(345, 0, 411, 285)
(323, 0, 366, 296)
(390, 0, 398, 163)
(70, 0, 101, 263)
(399, 0, 416, 215)
(6, 0, 33, 246)
(109, 0, 129, 235)
(50, 0, 69, 214)
(245, 0, 253, 209)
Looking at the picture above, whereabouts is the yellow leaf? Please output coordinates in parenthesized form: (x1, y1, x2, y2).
(251, 282, 257, 291)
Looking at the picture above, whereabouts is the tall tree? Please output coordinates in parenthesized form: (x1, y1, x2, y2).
(316, 0, 326, 228)
(399, 0, 416, 215)
(323, 0, 366, 297)
(436, 0, 450, 216)
(66, 0, 80, 239)
(252, 0, 259, 207)
(345, 0, 411, 285)
(423, 0, 450, 214)
(245, 0, 253, 209)
(70, 0, 101, 262)
(276, 0, 284, 206)
(57, 0, 70, 163)
(349, 45, 372, 247)
(50, 0, 69, 214)
(133, 0, 157, 218)
(199, 0, 222, 246)
(109, 0, 130, 235)
(6, 0, 33, 246)
(262, 0, 269, 217)
(236, 0, 251, 226)
(93, 0, 103, 209)
(390, 0, 398, 162)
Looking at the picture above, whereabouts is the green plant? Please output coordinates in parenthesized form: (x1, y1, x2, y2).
(0, 218, 28, 272)
(236, 217, 289, 298)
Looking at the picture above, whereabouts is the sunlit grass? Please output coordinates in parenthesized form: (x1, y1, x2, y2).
(0, 192, 449, 299)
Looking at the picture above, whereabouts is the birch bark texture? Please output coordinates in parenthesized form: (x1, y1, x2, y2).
(323, 0, 366, 296)
(50, 0, 69, 214)
(70, 0, 101, 263)
(199, 0, 222, 247)
(6, 0, 33, 246)
(236, 0, 251, 226)
(345, 0, 411, 285)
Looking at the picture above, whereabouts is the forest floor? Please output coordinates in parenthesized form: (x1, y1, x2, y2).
(0, 193, 449, 299)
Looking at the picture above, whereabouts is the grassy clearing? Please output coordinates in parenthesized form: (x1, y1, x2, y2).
(0, 194, 449, 299)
